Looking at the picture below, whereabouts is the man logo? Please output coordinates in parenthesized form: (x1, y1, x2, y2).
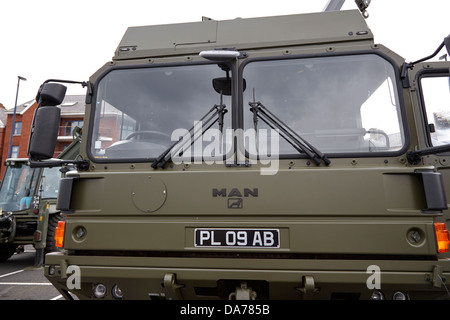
(212, 188, 258, 209)
(228, 198, 243, 209)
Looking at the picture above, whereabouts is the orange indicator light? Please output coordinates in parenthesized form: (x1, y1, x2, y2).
(435, 223, 450, 253)
(55, 221, 66, 248)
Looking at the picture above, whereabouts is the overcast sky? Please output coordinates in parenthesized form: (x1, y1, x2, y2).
(1, 0, 449, 109)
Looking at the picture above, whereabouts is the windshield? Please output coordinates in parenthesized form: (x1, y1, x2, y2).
(0, 164, 39, 212)
(39, 167, 61, 199)
(90, 63, 232, 161)
(242, 54, 406, 156)
(90, 54, 406, 164)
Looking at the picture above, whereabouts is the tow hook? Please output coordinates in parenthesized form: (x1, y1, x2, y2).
(163, 273, 184, 300)
(426, 265, 446, 288)
(296, 275, 319, 299)
(228, 282, 257, 300)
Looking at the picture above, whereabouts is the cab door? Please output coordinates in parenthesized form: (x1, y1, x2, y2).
(410, 61, 450, 241)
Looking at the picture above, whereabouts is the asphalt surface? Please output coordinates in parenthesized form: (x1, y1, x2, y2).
(0, 245, 63, 300)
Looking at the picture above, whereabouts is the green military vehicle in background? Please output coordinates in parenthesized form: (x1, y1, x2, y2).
(0, 127, 81, 265)
(28, 0, 450, 299)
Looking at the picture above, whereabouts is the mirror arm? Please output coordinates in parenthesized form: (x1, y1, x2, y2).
(42, 79, 90, 87)
(411, 41, 445, 66)
(401, 38, 448, 88)
(39, 79, 92, 103)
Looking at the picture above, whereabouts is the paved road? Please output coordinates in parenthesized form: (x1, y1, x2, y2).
(0, 245, 63, 300)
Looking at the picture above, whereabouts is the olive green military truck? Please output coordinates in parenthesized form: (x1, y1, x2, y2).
(29, 2, 450, 299)
(0, 127, 81, 265)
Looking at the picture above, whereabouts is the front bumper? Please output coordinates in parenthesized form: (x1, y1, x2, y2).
(45, 252, 450, 300)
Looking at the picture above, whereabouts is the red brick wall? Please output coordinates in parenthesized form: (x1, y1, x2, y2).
(0, 102, 85, 179)
(0, 102, 38, 178)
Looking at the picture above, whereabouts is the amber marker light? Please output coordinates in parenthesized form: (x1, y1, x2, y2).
(434, 223, 450, 253)
(55, 221, 66, 248)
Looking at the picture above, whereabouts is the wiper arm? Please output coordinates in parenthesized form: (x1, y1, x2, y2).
(151, 95, 227, 169)
(249, 95, 330, 166)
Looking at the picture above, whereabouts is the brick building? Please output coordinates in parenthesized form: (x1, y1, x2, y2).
(0, 95, 85, 177)
(0, 104, 8, 167)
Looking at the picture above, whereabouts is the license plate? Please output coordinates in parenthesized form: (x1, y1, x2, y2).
(194, 228, 280, 248)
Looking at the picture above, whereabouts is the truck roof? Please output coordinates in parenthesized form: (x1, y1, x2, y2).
(113, 9, 373, 60)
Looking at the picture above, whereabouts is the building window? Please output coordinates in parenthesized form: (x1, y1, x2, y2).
(11, 146, 19, 158)
(13, 122, 22, 136)
(64, 120, 83, 136)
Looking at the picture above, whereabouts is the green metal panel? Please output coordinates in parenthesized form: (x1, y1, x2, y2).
(114, 10, 372, 60)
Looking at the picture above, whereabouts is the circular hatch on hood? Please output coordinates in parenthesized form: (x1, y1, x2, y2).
(131, 176, 167, 213)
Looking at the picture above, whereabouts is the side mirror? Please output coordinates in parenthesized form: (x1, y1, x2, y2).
(28, 83, 66, 161)
(36, 82, 67, 106)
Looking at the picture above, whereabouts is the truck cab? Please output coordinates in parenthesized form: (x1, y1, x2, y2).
(0, 159, 61, 261)
(0, 127, 82, 263)
(30, 7, 450, 300)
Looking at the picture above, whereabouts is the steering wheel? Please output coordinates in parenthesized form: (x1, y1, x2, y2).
(125, 130, 170, 140)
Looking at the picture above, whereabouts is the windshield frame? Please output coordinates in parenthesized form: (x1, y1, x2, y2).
(86, 60, 236, 164)
(237, 50, 410, 160)
(416, 68, 450, 150)
(87, 51, 410, 165)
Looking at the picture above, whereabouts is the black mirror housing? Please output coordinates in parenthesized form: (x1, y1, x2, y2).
(28, 80, 90, 162)
(28, 82, 66, 161)
(28, 106, 61, 161)
(36, 83, 67, 106)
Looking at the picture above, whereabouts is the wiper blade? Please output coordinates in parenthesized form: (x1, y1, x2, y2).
(249, 96, 330, 166)
(152, 95, 227, 169)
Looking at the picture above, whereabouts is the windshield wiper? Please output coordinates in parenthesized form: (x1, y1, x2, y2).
(151, 94, 228, 169)
(249, 92, 330, 166)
